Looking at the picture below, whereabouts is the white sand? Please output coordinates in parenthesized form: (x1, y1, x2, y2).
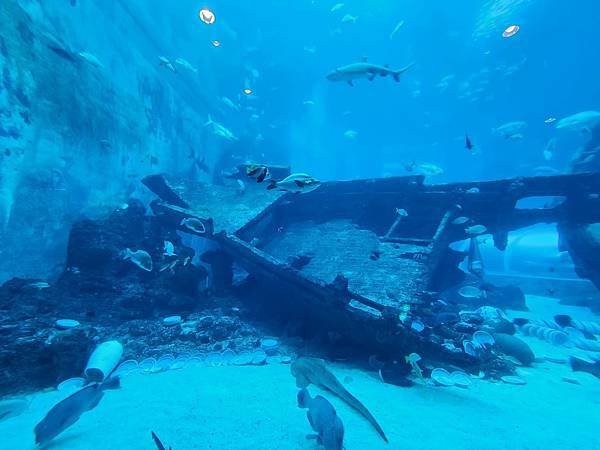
(2, 296, 599, 449)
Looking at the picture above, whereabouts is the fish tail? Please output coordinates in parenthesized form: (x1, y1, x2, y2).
(121, 248, 132, 260)
(394, 62, 415, 81)
(203, 114, 213, 126)
(569, 356, 591, 373)
(339, 388, 388, 442)
(267, 180, 277, 190)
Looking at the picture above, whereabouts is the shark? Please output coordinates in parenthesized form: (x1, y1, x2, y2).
(291, 357, 388, 443)
(326, 58, 414, 86)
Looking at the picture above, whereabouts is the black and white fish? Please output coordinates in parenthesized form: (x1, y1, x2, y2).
(246, 164, 270, 183)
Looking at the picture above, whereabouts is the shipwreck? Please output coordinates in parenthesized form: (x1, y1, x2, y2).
(142, 170, 600, 370)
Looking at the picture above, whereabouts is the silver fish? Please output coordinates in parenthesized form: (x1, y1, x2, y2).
(122, 248, 153, 272)
(267, 173, 321, 194)
(327, 57, 414, 86)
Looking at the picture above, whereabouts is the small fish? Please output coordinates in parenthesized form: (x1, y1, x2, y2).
(35, 378, 120, 446)
(466, 187, 480, 194)
(180, 218, 206, 234)
(222, 96, 240, 111)
(297, 388, 344, 450)
(26, 281, 50, 289)
(343, 129, 358, 139)
(78, 51, 103, 68)
(204, 115, 237, 141)
(467, 237, 484, 278)
(163, 240, 176, 257)
(458, 285, 484, 299)
(174, 58, 198, 73)
(330, 3, 345, 12)
(465, 134, 474, 151)
(493, 121, 527, 139)
(267, 173, 321, 194)
(159, 260, 178, 273)
(122, 248, 153, 272)
(415, 162, 443, 176)
(403, 161, 416, 172)
(246, 164, 270, 183)
(544, 117, 556, 124)
(507, 133, 524, 140)
(243, 88, 253, 95)
(212, 40, 221, 47)
(236, 179, 246, 195)
(341, 14, 357, 24)
(389, 20, 405, 40)
(451, 216, 470, 225)
(158, 56, 176, 73)
(410, 319, 424, 332)
(194, 156, 210, 174)
(303, 100, 316, 105)
(395, 208, 408, 217)
(152, 431, 172, 450)
(465, 224, 487, 235)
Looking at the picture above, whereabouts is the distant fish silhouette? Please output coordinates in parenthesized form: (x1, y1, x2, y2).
(465, 133, 474, 151)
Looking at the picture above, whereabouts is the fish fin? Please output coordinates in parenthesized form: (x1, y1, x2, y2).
(368, 74, 375, 81)
(395, 62, 416, 81)
(295, 373, 310, 388)
(267, 180, 277, 190)
(152, 431, 167, 450)
(87, 390, 104, 410)
(257, 170, 267, 183)
(347, 80, 354, 86)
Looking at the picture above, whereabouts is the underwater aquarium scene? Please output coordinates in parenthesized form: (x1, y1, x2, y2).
(1, 0, 600, 448)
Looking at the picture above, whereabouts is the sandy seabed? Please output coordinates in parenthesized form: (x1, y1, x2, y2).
(1, 296, 599, 450)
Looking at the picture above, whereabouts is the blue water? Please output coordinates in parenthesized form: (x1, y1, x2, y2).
(1, 1, 600, 449)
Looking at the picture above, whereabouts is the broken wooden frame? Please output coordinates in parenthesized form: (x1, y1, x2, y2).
(143, 172, 600, 363)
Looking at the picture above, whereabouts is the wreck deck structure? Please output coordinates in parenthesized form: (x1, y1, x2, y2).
(143, 172, 600, 364)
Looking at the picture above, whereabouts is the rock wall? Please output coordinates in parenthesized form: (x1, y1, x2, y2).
(0, 1, 217, 282)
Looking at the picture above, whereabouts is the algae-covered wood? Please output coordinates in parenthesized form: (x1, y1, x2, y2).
(143, 174, 285, 234)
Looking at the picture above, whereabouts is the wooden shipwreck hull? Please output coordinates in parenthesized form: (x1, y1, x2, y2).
(143, 172, 600, 365)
